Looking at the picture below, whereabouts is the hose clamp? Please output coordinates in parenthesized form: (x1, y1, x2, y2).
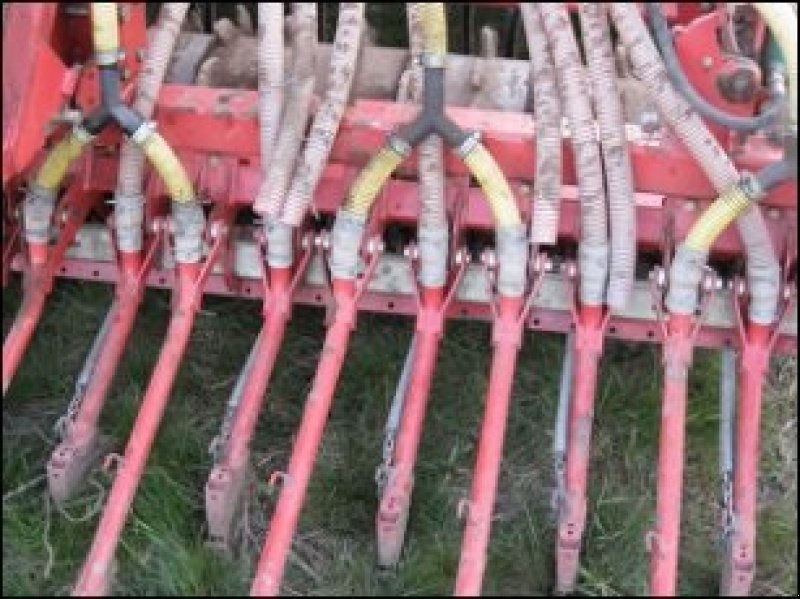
(387, 134, 412, 158)
(454, 131, 481, 159)
(131, 120, 157, 146)
(71, 123, 96, 144)
(420, 53, 446, 69)
(738, 171, 765, 203)
(95, 50, 122, 67)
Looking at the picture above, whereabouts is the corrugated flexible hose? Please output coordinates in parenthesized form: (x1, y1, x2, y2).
(520, 4, 563, 247)
(281, 3, 365, 226)
(115, 3, 189, 253)
(579, 3, 636, 310)
(254, 3, 318, 217)
(538, 3, 609, 307)
(609, 3, 780, 326)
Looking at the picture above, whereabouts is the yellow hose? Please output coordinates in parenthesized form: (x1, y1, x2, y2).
(34, 132, 90, 191)
(462, 142, 522, 228)
(138, 132, 195, 203)
(90, 3, 120, 59)
(684, 184, 752, 251)
(419, 3, 447, 60)
(752, 3, 797, 125)
(343, 145, 404, 217)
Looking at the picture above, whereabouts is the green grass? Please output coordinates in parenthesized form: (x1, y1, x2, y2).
(2, 278, 797, 596)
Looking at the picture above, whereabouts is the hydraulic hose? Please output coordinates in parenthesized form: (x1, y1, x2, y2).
(418, 2, 447, 62)
(538, 3, 609, 307)
(330, 2, 525, 298)
(93, 2, 203, 263)
(646, 3, 784, 134)
(34, 130, 92, 192)
(115, 3, 189, 254)
(520, 4, 563, 247)
(281, 3, 365, 227)
(254, 3, 317, 218)
(609, 3, 781, 326)
(22, 126, 94, 243)
(579, 3, 636, 310)
(90, 3, 120, 65)
(460, 141, 523, 229)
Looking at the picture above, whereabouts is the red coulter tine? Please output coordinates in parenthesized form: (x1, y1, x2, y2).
(205, 238, 314, 549)
(554, 303, 609, 593)
(48, 235, 164, 504)
(72, 205, 238, 596)
(3, 186, 95, 396)
(375, 250, 468, 568)
(454, 255, 546, 596)
(721, 271, 796, 596)
(649, 312, 696, 596)
(250, 241, 383, 596)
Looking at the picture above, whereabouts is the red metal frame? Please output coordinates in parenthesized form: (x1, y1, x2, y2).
(375, 252, 468, 567)
(205, 239, 314, 549)
(2, 4, 797, 597)
(72, 203, 237, 595)
(251, 246, 383, 596)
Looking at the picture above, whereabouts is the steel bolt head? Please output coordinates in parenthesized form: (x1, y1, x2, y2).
(702, 56, 714, 70)
(640, 110, 661, 134)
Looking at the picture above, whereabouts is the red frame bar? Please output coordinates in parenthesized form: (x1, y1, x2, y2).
(47, 245, 160, 503)
(555, 305, 608, 593)
(2, 187, 96, 395)
(454, 295, 528, 595)
(250, 278, 361, 596)
(375, 283, 450, 567)
(649, 314, 695, 596)
(73, 205, 236, 595)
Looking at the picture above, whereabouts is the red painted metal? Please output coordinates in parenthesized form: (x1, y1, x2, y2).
(205, 242, 314, 549)
(648, 313, 696, 596)
(249, 277, 361, 596)
(46, 242, 162, 503)
(375, 255, 468, 566)
(453, 294, 529, 596)
(2, 186, 96, 396)
(555, 304, 609, 594)
(121, 89, 794, 207)
(72, 206, 236, 596)
(23, 251, 797, 357)
(721, 323, 770, 596)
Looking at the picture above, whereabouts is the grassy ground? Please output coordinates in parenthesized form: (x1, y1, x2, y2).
(2, 276, 796, 596)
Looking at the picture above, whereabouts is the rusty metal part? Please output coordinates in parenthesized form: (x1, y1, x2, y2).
(179, 33, 531, 112)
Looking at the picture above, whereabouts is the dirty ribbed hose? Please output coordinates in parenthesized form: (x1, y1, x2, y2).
(407, 2, 448, 288)
(257, 3, 285, 172)
(115, 3, 189, 253)
(280, 3, 365, 226)
(609, 3, 780, 325)
(254, 3, 317, 218)
(520, 4, 562, 247)
(538, 3, 609, 307)
(579, 3, 635, 310)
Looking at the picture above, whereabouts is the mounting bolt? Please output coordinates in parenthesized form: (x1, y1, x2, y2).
(135, 48, 146, 62)
(684, 200, 698, 212)
(481, 249, 496, 269)
(640, 110, 661, 134)
(701, 56, 714, 70)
